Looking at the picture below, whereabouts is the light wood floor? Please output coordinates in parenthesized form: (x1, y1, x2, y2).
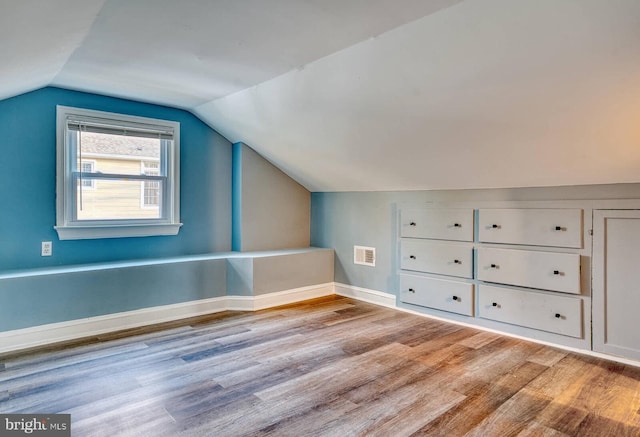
(2, 295, 640, 436)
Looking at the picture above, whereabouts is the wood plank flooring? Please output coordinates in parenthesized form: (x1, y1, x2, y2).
(2, 295, 640, 436)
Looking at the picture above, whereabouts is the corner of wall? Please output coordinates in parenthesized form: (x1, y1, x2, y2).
(231, 142, 243, 251)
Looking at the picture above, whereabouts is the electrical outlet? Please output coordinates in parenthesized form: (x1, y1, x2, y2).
(41, 241, 52, 257)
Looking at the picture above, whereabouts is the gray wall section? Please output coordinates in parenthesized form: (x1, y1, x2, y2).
(240, 143, 311, 251)
(0, 259, 227, 332)
(310, 183, 640, 294)
(226, 249, 334, 296)
(226, 257, 254, 296)
(252, 249, 334, 295)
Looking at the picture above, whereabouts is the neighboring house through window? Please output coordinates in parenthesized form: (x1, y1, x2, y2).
(55, 106, 182, 240)
(142, 160, 160, 207)
(80, 160, 96, 189)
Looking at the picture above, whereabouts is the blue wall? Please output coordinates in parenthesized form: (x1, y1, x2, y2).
(311, 192, 399, 293)
(0, 87, 232, 272)
(231, 142, 243, 251)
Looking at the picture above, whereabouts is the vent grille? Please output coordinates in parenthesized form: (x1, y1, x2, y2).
(354, 246, 376, 267)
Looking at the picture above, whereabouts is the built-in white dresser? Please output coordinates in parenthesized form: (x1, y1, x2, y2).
(475, 208, 584, 338)
(399, 208, 475, 317)
(398, 204, 589, 348)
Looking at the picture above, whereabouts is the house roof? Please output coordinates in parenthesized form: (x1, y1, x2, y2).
(2, 0, 640, 191)
(81, 132, 160, 160)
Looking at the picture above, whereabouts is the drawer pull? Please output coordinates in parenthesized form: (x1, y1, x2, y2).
(409, 222, 417, 226)
(555, 313, 561, 318)
(452, 295, 459, 301)
(409, 255, 416, 259)
(454, 259, 462, 264)
(553, 270, 560, 275)
(453, 223, 462, 228)
(554, 226, 563, 231)
(490, 264, 498, 269)
(409, 288, 415, 293)
(492, 302, 499, 307)
(491, 224, 499, 229)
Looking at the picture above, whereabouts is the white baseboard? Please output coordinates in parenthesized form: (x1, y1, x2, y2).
(0, 296, 228, 355)
(226, 283, 335, 311)
(4, 280, 640, 369)
(334, 282, 396, 308)
(0, 283, 334, 355)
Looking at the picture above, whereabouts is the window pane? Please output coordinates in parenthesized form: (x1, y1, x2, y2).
(78, 131, 163, 176)
(77, 179, 162, 220)
(143, 180, 160, 207)
(142, 161, 160, 207)
(80, 161, 95, 188)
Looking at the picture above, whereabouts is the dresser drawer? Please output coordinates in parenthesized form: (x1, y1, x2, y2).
(478, 285, 582, 338)
(401, 208, 474, 241)
(400, 274, 474, 316)
(478, 208, 582, 248)
(477, 247, 580, 294)
(400, 240, 473, 278)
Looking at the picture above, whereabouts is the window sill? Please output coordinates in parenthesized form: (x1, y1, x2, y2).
(54, 223, 183, 240)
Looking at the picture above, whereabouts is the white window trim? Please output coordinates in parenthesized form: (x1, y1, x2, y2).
(55, 106, 182, 240)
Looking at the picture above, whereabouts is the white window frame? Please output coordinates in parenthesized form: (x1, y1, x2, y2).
(55, 106, 182, 240)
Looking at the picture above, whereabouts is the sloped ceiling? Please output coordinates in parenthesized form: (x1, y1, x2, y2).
(2, 0, 640, 191)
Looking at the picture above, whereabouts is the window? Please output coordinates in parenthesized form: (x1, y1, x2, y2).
(80, 161, 96, 189)
(141, 160, 160, 207)
(55, 106, 182, 240)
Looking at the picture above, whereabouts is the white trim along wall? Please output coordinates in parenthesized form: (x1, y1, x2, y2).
(4, 281, 640, 369)
(0, 283, 334, 355)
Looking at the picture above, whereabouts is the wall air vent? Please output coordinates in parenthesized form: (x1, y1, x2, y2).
(354, 245, 376, 267)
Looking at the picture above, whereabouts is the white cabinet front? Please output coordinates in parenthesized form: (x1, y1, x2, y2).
(478, 208, 582, 248)
(477, 247, 580, 294)
(401, 208, 474, 241)
(593, 210, 640, 361)
(400, 240, 473, 278)
(478, 285, 582, 338)
(399, 274, 474, 316)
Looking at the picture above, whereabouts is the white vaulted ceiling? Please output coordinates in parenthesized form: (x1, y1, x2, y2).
(2, 0, 640, 191)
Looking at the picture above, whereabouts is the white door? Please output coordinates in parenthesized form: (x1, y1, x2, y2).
(593, 210, 640, 360)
